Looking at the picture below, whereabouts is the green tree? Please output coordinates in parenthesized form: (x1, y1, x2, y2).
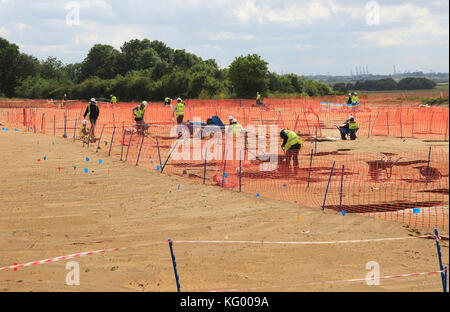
(149, 40, 174, 64)
(40, 56, 65, 80)
(398, 77, 436, 90)
(228, 54, 269, 97)
(0, 37, 20, 96)
(173, 49, 202, 69)
(81, 44, 120, 80)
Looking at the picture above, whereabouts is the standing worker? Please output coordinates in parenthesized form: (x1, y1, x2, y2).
(164, 97, 172, 107)
(132, 100, 148, 135)
(83, 98, 100, 139)
(172, 98, 185, 124)
(62, 93, 67, 108)
(280, 129, 303, 175)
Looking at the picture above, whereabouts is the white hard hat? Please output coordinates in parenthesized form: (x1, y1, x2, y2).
(232, 118, 237, 123)
(82, 120, 87, 125)
(228, 116, 234, 120)
(90, 98, 96, 103)
(177, 97, 182, 102)
(142, 101, 148, 106)
(354, 92, 358, 95)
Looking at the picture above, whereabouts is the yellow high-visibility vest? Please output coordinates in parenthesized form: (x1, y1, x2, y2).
(349, 122, 359, 130)
(285, 131, 302, 151)
(231, 123, 243, 136)
(79, 125, 89, 138)
(175, 102, 185, 116)
(134, 106, 145, 118)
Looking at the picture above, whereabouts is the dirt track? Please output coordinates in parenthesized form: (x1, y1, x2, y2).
(0, 129, 448, 292)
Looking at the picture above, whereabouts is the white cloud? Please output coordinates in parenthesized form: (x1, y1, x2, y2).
(14, 22, 30, 32)
(231, 0, 362, 25)
(359, 3, 449, 47)
(0, 26, 8, 37)
(209, 31, 254, 41)
(295, 43, 312, 51)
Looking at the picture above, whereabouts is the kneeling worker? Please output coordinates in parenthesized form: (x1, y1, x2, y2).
(339, 116, 359, 140)
(280, 129, 303, 175)
(79, 120, 92, 143)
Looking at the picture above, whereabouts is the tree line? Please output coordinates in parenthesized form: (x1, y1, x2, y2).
(333, 77, 437, 93)
(0, 37, 331, 101)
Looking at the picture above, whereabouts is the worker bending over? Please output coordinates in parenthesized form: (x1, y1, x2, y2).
(164, 97, 172, 106)
(256, 92, 263, 106)
(110, 94, 117, 105)
(133, 101, 148, 135)
(352, 92, 359, 105)
(339, 116, 359, 140)
(280, 129, 303, 175)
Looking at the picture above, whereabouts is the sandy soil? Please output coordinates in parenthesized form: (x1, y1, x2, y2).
(0, 129, 448, 292)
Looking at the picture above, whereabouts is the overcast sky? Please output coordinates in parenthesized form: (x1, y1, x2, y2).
(0, 0, 448, 75)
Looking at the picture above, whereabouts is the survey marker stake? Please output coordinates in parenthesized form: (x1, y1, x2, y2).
(136, 134, 145, 166)
(161, 141, 179, 173)
(203, 149, 208, 185)
(322, 161, 336, 211)
(156, 138, 163, 172)
(434, 229, 448, 292)
(108, 126, 116, 156)
(73, 119, 78, 143)
(96, 125, 105, 153)
(168, 239, 181, 292)
(339, 165, 344, 212)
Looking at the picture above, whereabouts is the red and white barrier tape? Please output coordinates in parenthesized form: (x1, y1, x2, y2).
(173, 235, 433, 245)
(208, 270, 447, 292)
(0, 247, 130, 272)
(0, 234, 439, 272)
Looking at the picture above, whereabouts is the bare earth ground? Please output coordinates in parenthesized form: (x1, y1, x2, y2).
(0, 129, 448, 292)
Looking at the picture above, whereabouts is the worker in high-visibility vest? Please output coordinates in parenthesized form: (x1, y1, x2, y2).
(172, 98, 185, 124)
(339, 116, 359, 140)
(256, 92, 263, 106)
(164, 97, 172, 106)
(280, 129, 303, 175)
(132, 101, 148, 135)
(133, 101, 147, 123)
(110, 94, 117, 105)
(352, 92, 359, 105)
(228, 118, 244, 137)
(79, 120, 91, 143)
